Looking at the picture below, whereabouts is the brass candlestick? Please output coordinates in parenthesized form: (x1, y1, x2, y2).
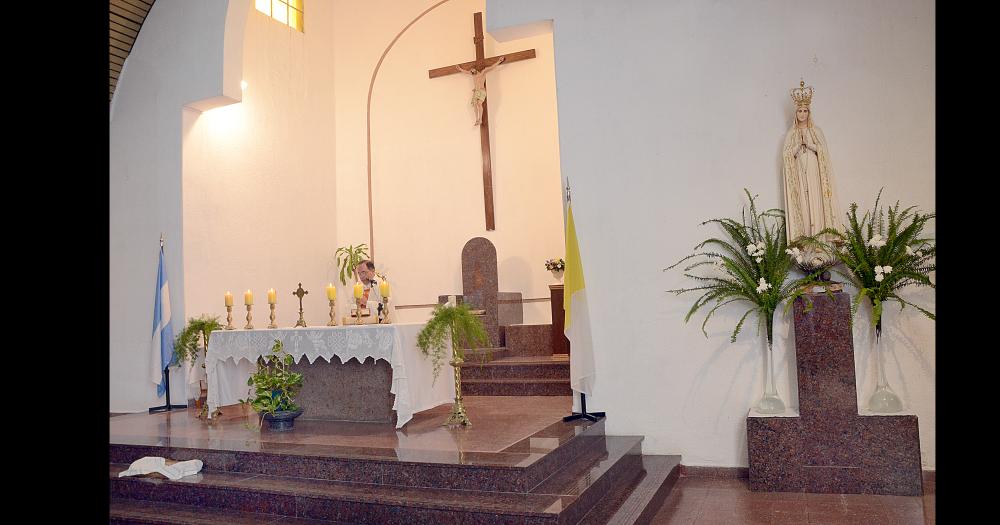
(268, 303, 277, 329)
(327, 299, 337, 326)
(225, 305, 235, 330)
(292, 283, 308, 328)
(244, 304, 254, 330)
(381, 297, 391, 324)
(355, 300, 364, 325)
(444, 352, 471, 427)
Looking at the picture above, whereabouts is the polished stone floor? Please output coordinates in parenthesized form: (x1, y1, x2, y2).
(648, 476, 935, 524)
(110, 395, 572, 455)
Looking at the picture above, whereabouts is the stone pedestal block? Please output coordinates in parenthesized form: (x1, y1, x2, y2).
(746, 291, 922, 495)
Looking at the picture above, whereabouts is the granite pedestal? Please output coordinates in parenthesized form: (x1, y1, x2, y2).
(438, 237, 522, 347)
(747, 290, 922, 495)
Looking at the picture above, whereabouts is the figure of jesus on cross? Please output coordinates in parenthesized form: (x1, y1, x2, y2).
(455, 56, 505, 126)
(428, 12, 536, 230)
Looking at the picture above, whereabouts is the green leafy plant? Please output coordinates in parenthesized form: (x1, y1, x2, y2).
(335, 243, 370, 286)
(664, 189, 821, 345)
(417, 304, 489, 426)
(804, 188, 935, 333)
(241, 340, 304, 422)
(173, 315, 222, 366)
(416, 304, 489, 382)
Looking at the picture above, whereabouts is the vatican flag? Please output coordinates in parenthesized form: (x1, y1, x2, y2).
(564, 202, 596, 395)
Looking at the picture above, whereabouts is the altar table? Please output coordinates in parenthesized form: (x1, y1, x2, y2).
(206, 323, 453, 428)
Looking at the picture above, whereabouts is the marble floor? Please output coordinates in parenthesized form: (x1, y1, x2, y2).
(110, 395, 572, 455)
(647, 476, 935, 524)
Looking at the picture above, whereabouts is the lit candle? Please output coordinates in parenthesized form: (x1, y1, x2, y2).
(326, 283, 336, 300)
(225, 291, 233, 307)
(244, 289, 253, 305)
(379, 280, 390, 298)
(353, 281, 364, 299)
(267, 288, 276, 304)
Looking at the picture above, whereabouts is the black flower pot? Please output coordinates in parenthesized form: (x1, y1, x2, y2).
(262, 408, 303, 431)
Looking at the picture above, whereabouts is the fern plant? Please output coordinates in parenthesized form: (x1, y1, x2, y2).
(804, 188, 935, 334)
(417, 304, 489, 426)
(335, 243, 370, 286)
(173, 315, 222, 366)
(417, 304, 489, 382)
(665, 189, 820, 346)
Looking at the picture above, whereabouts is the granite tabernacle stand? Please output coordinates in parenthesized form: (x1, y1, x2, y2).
(437, 237, 522, 347)
(746, 290, 922, 495)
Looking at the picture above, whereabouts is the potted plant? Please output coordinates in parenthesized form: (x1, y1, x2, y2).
(335, 243, 370, 286)
(416, 304, 489, 426)
(545, 258, 566, 281)
(173, 315, 222, 418)
(805, 189, 935, 413)
(665, 190, 820, 414)
(242, 339, 305, 431)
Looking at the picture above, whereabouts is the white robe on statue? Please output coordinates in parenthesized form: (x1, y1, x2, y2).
(781, 125, 840, 243)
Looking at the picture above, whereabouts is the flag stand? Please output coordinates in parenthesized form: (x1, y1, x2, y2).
(148, 367, 187, 413)
(563, 392, 605, 422)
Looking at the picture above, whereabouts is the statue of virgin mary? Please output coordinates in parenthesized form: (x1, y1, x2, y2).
(782, 80, 840, 246)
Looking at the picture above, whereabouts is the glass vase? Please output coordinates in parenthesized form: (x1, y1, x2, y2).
(867, 324, 903, 413)
(755, 335, 786, 414)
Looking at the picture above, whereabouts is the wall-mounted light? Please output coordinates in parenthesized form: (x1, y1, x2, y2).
(240, 80, 248, 91)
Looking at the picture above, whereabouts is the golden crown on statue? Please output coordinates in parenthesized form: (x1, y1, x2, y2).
(790, 79, 814, 107)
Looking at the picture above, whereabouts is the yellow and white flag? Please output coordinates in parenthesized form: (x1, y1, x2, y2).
(564, 202, 596, 395)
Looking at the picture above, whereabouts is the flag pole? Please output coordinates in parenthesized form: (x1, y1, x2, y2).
(560, 178, 605, 423)
(149, 233, 187, 414)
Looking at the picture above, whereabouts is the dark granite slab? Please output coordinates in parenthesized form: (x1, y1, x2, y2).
(290, 356, 394, 423)
(746, 291, 923, 496)
(108, 435, 646, 525)
(505, 324, 553, 357)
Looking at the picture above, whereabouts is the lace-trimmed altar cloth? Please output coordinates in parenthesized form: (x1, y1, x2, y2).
(205, 323, 453, 428)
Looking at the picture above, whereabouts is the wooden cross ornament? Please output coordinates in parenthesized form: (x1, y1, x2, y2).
(428, 12, 536, 231)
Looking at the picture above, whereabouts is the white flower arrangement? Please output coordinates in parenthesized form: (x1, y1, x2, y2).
(755, 278, 772, 293)
(866, 233, 886, 248)
(785, 246, 805, 264)
(544, 258, 566, 272)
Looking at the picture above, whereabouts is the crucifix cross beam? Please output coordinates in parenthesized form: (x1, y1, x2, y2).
(429, 12, 536, 231)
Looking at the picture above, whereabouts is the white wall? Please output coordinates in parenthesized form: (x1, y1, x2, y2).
(331, 0, 565, 324)
(487, 0, 935, 469)
(183, 2, 338, 341)
(110, 0, 248, 412)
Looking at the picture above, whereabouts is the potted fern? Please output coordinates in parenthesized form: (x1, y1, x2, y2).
(335, 243, 370, 286)
(243, 339, 305, 431)
(805, 189, 935, 413)
(665, 190, 819, 413)
(416, 304, 489, 426)
(173, 315, 222, 417)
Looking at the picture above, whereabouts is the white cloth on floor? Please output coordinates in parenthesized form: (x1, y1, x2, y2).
(118, 457, 203, 480)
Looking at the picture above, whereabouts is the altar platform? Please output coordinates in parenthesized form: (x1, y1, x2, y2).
(110, 396, 681, 524)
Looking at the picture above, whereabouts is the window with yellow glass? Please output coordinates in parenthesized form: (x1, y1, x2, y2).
(255, 0, 303, 32)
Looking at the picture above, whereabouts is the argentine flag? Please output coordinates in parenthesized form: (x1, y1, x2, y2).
(564, 202, 596, 395)
(150, 244, 175, 397)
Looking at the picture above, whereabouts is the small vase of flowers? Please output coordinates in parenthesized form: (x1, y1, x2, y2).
(545, 258, 566, 281)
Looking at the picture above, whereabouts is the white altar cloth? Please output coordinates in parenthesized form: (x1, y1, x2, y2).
(205, 323, 453, 428)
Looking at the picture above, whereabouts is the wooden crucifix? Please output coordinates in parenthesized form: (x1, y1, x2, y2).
(428, 12, 536, 231)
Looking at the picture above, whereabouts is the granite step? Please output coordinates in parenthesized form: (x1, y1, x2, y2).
(463, 378, 572, 396)
(110, 418, 604, 493)
(462, 347, 508, 362)
(459, 358, 570, 380)
(109, 436, 645, 525)
(577, 455, 682, 525)
(109, 497, 357, 524)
